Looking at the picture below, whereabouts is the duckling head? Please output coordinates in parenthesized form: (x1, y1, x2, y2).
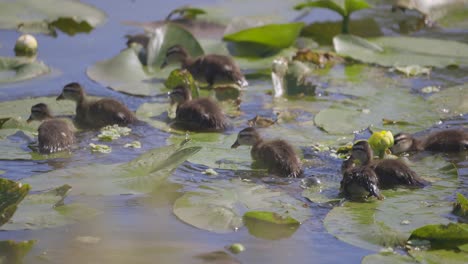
(161, 45, 189, 68)
(351, 141, 373, 165)
(390, 132, 414, 154)
(231, 127, 261, 148)
(57, 82, 85, 102)
(169, 85, 192, 105)
(27, 103, 52, 123)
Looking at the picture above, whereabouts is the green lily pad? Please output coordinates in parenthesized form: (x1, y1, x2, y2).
(362, 252, 418, 264)
(22, 144, 201, 195)
(173, 178, 311, 233)
(0, 0, 106, 35)
(428, 83, 468, 117)
(0, 179, 30, 227)
(0, 240, 35, 263)
(408, 223, 468, 249)
(2, 184, 100, 230)
(314, 85, 438, 135)
(0, 56, 50, 84)
(223, 22, 304, 49)
(87, 23, 203, 96)
(409, 248, 468, 264)
(453, 193, 468, 218)
(243, 211, 300, 225)
(333, 34, 468, 67)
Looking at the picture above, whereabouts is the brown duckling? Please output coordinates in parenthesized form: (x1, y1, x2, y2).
(169, 85, 230, 132)
(391, 129, 468, 154)
(27, 103, 75, 154)
(161, 45, 248, 88)
(57, 82, 136, 129)
(231, 127, 302, 178)
(351, 141, 428, 189)
(341, 156, 384, 200)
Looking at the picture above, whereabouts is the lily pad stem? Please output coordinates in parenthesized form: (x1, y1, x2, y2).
(342, 15, 350, 34)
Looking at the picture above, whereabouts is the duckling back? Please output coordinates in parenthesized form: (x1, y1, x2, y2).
(79, 98, 136, 129)
(341, 165, 383, 200)
(252, 139, 302, 178)
(37, 119, 75, 154)
(372, 159, 428, 189)
(174, 97, 229, 132)
(187, 54, 247, 87)
(423, 129, 468, 152)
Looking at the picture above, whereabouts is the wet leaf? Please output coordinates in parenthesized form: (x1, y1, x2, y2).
(0, 56, 50, 84)
(165, 6, 207, 21)
(0, 179, 30, 227)
(408, 223, 468, 249)
(428, 83, 468, 117)
(243, 211, 300, 225)
(334, 34, 468, 67)
(0, 0, 106, 35)
(453, 193, 468, 219)
(409, 248, 468, 264)
(223, 23, 304, 49)
(173, 178, 311, 233)
(362, 252, 418, 264)
(0, 240, 35, 263)
(294, 0, 371, 17)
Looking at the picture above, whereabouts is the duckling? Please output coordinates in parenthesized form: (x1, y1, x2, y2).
(341, 156, 384, 200)
(56, 82, 136, 129)
(351, 141, 428, 189)
(231, 127, 302, 178)
(391, 129, 468, 154)
(169, 85, 230, 132)
(161, 45, 248, 88)
(27, 103, 75, 154)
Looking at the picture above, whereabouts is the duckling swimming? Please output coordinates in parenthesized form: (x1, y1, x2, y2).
(57, 82, 136, 129)
(231, 127, 302, 177)
(341, 156, 384, 200)
(391, 129, 468, 154)
(351, 141, 428, 189)
(27, 103, 75, 154)
(169, 85, 230, 132)
(161, 45, 248, 88)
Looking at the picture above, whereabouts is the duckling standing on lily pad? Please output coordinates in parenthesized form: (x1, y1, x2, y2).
(169, 85, 230, 132)
(57, 82, 136, 129)
(350, 141, 428, 189)
(27, 103, 75, 154)
(391, 129, 468, 154)
(161, 45, 248, 88)
(231, 127, 302, 178)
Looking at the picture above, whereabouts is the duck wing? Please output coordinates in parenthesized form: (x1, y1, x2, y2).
(89, 99, 136, 128)
(175, 98, 229, 132)
(373, 159, 428, 188)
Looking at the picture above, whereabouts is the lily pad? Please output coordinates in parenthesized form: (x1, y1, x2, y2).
(0, 0, 106, 35)
(173, 178, 311, 233)
(362, 252, 418, 264)
(409, 248, 468, 264)
(87, 23, 203, 96)
(314, 85, 438, 135)
(428, 83, 468, 117)
(243, 211, 300, 225)
(333, 34, 468, 67)
(0, 179, 30, 227)
(0, 56, 50, 84)
(0, 240, 35, 263)
(453, 193, 468, 218)
(408, 223, 468, 249)
(223, 23, 304, 49)
(294, 0, 371, 17)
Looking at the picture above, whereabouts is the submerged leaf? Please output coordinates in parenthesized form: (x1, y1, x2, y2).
(334, 34, 468, 67)
(173, 178, 311, 233)
(453, 193, 468, 218)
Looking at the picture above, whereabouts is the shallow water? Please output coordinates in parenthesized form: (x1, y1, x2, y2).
(0, 0, 467, 263)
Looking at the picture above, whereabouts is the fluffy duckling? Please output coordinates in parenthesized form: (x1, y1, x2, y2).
(27, 103, 75, 154)
(341, 156, 384, 200)
(57, 82, 136, 129)
(391, 129, 468, 154)
(351, 141, 428, 189)
(231, 127, 302, 177)
(169, 85, 230, 132)
(161, 45, 248, 88)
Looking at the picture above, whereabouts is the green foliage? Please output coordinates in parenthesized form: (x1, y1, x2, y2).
(453, 193, 468, 218)
(243, 211, 300, 225)
(0, 179, 30, 226)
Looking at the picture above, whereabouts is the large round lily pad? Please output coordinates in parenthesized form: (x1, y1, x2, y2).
(173, 178, 311, 233)
(0, 0, 106, 35)
(333, 34, 468, 67)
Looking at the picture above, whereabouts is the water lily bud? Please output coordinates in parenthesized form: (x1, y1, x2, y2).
(14, 34, 38, 57)
(228, 243, 245, 254)
(368, 130, 394, 158)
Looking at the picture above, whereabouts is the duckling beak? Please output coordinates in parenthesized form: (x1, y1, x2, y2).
(26, 115, 33, 123)
(231, 140, 240, 149)
(56, 93, 65, 100)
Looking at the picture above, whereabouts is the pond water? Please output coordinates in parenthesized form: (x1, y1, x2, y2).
(0, 0, 467, 263)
